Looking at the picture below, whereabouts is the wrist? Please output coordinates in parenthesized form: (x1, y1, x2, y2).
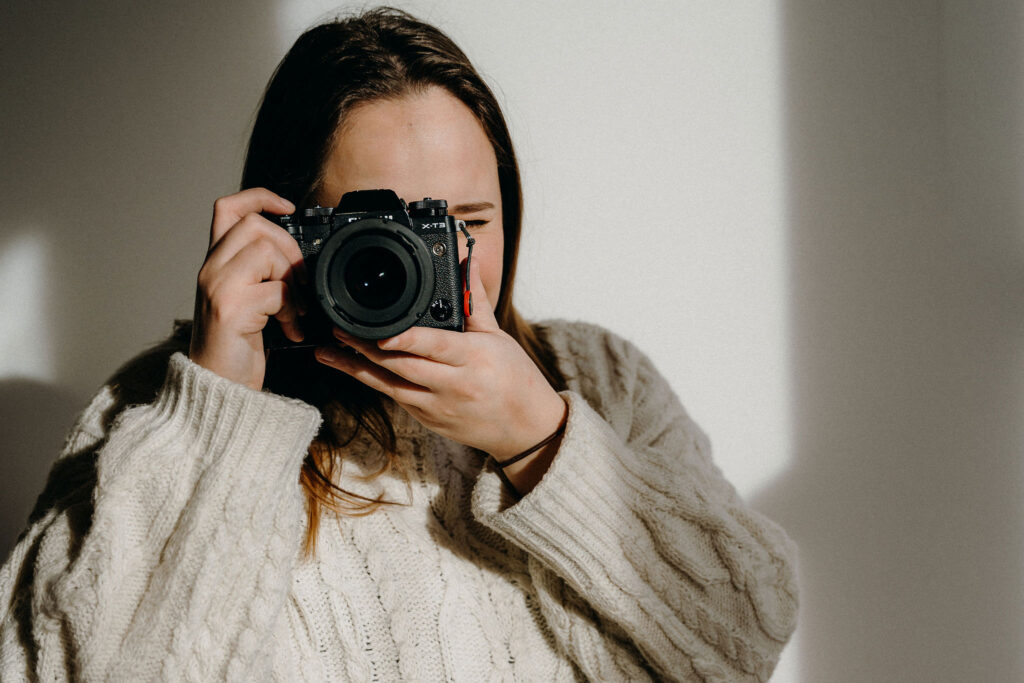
(490, 392, 568, 499)
(188, 334, 265, 391)
(488, 389, 567, 462)
(492, 419, 565, 468)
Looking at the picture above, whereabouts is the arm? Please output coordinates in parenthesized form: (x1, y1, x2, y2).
(470, 325, 798, 682)
(0, 352, 320, 681)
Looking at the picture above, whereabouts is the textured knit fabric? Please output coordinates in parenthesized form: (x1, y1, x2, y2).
(0, 319, 798, 682)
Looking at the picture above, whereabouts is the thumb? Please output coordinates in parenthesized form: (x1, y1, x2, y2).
(461, 256, 498, 332)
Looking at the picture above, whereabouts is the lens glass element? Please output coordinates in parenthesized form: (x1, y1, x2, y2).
(343, 246, 407, 310)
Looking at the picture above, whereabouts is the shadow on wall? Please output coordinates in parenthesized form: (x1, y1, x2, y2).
(752, 2, 1024, 681)
(0, 381, 81, 559)
(0, 1, 280, 561)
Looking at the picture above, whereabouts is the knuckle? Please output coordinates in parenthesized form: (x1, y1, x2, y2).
(196, 264, 214, 290)
(252, 236, 278, 261)
(268, 280, 288, 304)
(253, 235, 273, 253)
(239, 212, 266, 234)
(417, 412, 441, 429)
(206, 281, 244, 317)
(452, 380, 480, 403)
(438, 402, 460, 422)
(207, 295, 234, 325)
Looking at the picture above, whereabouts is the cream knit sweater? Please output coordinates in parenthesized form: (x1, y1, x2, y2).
(0, 320, 797, 682)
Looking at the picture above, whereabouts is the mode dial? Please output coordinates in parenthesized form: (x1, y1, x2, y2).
(408, 198, 448, 217)
(302, 206, 335, 223)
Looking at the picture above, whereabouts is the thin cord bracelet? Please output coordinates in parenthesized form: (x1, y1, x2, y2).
(494, 422, 566, 469)
(489, 422, 567, 501)
(493, 465, 523, 501)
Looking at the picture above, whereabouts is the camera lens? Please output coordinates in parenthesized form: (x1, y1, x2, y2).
(314, 217, 436, 339)
(344, 246, 407, 310)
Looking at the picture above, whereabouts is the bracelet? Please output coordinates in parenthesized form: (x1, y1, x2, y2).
(493, 465, 523, 501)
(489, 422, 567, 501)
(493, 422, 566, 469)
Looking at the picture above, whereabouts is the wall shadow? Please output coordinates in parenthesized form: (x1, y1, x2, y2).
(0, 0, 279, 560)
(0, 380, 81, 561)
(752, 2, 1024, 681)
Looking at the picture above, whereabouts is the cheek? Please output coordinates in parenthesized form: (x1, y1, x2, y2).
(480, 246, 504, 305)
(458, 233, 504, 306)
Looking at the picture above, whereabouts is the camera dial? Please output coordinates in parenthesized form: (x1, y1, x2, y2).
(408, 198, 448, 217)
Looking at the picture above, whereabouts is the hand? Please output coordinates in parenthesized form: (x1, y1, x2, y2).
(314, 260, 567, 461)
(188, 188, 307, 390)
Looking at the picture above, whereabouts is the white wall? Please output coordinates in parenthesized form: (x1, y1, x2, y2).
(0, 2, 1021, 680)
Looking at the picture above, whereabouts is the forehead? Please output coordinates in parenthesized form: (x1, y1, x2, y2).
(321, 86, 499, 206)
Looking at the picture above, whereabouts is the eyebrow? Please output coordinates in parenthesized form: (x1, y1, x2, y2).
(451, 201, 495, 214)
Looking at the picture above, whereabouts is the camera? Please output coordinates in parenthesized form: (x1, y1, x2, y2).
(264, 189, 468, 347)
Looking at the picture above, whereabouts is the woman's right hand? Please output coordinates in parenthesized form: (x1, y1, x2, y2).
(188, 188, 307, 390)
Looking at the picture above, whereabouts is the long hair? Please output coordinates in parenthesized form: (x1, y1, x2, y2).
(241, 7, 566, 557)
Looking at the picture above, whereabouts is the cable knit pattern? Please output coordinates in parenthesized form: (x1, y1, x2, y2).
(0, 319, 797, 682)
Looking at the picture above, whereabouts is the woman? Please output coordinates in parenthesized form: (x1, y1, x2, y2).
(0, 8, 797, 681)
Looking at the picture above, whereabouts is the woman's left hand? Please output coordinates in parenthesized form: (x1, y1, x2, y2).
(314, 261, 567, 461)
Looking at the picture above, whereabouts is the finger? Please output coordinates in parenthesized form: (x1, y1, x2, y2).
(462, 257, 498, 332)
(210, 280, 300, 339)
(210, 188, 295, 248)
(220, 235, 299, 286)
(262, 280, 304, 342)
(374, 326, 465, 366)
(315, 345, 430, 407)
(208, 242, 304, 340)
(333, 329, 454, 384)
(207, 213, 307, 285)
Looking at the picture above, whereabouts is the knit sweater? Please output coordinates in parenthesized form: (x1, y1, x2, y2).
(0, 319, 798, 682)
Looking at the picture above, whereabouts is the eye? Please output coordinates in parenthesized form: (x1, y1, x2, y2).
(462, 219, 489, 229)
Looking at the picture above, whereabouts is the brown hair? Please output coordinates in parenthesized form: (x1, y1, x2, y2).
(242, 7, 566, 557)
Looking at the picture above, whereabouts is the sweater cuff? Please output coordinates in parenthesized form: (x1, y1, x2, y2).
(470, 391, 644, 591)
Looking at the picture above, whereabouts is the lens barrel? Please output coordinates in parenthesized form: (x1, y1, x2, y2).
(314, 217, 435, 339)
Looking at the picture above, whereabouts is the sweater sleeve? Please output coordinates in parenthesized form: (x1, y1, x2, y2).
(0, 352, 321, 682)
(470, 324, 798, 682)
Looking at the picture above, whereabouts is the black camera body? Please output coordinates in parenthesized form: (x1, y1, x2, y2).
(264, 189, 465, 347)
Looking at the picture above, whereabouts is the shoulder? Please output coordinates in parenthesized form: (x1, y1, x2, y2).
(25, 321, 192, 526)
(531, 318, 647, 381)
(527, 319, 714, 469)
(531, 319, 638, 365)
(90, 320, 193, 433)
(530, 319, 667, 434)
(55, 320, 191, 460)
